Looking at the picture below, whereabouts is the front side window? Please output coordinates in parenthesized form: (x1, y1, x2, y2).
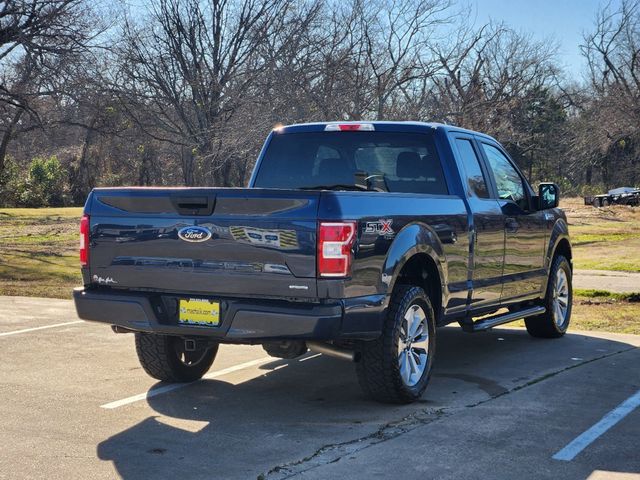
(253, 132, 448, 195)
(482, 143, 528, 210)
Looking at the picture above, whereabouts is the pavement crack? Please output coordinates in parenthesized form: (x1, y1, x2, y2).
(260, 407, 446, 479)
(259, 345, 637, 479)
(462, 345, 638, 409)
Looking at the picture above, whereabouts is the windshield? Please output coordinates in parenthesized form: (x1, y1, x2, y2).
(253, 131, 448, 195)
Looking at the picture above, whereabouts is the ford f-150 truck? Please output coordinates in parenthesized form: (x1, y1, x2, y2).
(73, 121, 572, 404)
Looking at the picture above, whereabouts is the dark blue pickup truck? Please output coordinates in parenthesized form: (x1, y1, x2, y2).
(73, 121, 572, 403)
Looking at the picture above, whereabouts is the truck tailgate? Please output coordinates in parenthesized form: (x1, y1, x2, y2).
(86, 188, 320, 298)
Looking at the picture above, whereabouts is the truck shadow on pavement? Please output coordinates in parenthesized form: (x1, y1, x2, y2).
(96, 327, 634, 480)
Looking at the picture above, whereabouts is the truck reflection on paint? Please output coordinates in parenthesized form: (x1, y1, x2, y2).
(229, 226, 299, 250)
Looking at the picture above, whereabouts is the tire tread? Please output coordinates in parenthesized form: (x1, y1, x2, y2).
(356, 285, 435, 404)
(134, 333, 216, 382)
(525, 255, 572, 338)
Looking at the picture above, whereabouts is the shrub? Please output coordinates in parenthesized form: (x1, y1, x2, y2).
(18, 156, 68, 207)
(0, 158, 22, 207)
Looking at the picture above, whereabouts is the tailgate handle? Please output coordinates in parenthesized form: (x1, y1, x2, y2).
(171, 195, 216, 216)
(177, 197, 207, 209)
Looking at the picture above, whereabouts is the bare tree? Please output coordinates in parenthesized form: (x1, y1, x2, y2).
(579, 0, 640, 187)
(5, 0, 634, 203)
(0, 0, 97, 175)
(115, 0, 299, 185)
(353, 0, 452, 119)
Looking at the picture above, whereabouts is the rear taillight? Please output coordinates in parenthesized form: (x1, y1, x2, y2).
(80, 214, 90, 267)
(317, 222, 357, 278)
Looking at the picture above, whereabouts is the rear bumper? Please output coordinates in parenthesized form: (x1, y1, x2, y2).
(73, 287, 386, 341)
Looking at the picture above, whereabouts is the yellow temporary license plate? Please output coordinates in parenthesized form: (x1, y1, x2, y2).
(178, 298, 220, 326)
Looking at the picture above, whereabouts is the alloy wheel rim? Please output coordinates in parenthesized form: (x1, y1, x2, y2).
(553, 268, 569, 327)
(398, 304, 429, 387)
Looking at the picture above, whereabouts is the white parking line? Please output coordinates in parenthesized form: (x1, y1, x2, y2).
(101, 356, 275, 409)
(553, 389, 640, 461)
(0, 320, 84, 337)
(299, 353, 322, 362)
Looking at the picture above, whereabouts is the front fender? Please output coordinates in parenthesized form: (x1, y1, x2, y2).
(545, 216, 571, 270)
(382, 222, 447, 296)
(540, 215, 571, 293)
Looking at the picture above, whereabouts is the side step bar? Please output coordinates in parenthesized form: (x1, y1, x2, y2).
(471, 306, 546, 332)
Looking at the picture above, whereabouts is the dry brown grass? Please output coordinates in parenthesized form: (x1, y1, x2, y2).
(0, 208, 83, 299)
(562, 197, 640, 272)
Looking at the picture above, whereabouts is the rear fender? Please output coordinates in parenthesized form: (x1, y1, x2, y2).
(382, 222, 447, 302)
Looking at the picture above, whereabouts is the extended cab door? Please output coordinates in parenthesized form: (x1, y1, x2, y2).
(478, 141, 547, 301)
(450, 134, 505, 310)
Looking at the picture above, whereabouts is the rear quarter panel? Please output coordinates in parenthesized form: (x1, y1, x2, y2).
(318, 192, 470, 312)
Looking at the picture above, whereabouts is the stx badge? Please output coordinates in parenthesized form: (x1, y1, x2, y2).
(364, 219, 394, 238)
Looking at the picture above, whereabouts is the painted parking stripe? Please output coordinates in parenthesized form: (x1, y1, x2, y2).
(101, 356, 275, 409)
(299, 353, 322, 362)
(553, 389, 640, 461)
(0, 320, 84, 338)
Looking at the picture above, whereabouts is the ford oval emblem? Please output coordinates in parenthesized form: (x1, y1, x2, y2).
(177, 226, 212, 243)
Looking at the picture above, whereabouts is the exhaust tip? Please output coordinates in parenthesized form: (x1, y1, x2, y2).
(307, 341, 359, 362)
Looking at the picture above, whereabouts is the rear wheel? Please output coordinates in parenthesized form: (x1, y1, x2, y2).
(135, 333, 218, 382)
(602, 198, 610, 207)
(356, 285, 436, 404)
(525, 255, 572, 338)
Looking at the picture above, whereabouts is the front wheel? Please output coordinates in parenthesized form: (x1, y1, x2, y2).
(356, 285, 436, 404)
(525, 255, 572, 338)
(135, 333, 218, 382)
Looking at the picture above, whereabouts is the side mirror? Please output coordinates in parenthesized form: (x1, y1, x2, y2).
(537, 182, 559, 210)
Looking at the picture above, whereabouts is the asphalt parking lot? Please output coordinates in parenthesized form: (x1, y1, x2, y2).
(0, 296, 639, 480)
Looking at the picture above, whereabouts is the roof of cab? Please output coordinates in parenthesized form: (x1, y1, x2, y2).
(275, 121, 497, 142)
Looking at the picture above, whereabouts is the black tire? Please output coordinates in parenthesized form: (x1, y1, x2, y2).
(602, 198, 610, 207)
(525, 255, 572, 338)
(356, 285, 436, 404)
(592, 198, 601, 208)
(134, 333, 218, 382)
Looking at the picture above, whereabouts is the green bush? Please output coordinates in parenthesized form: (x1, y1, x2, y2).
(17, 156, 68, 207)
(0, 158, 22, 207)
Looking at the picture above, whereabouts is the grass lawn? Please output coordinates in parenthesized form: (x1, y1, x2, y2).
(0, 207, 83, 299)
(0, 201, 638, 335)
(570, 296, 640, 335)
(562, 197, 640, 272)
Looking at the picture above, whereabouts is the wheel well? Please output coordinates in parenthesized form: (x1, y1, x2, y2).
(395, 254, 442, 320)
(554, 238, 572, 267)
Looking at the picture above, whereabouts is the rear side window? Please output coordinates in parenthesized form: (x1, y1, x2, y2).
(253, 132, 448, 195)
(454, 138, 489, 198)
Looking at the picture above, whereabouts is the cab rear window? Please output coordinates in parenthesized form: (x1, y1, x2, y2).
(253, 132, 448, 195)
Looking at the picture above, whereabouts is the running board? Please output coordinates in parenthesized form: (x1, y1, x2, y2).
(471, 306, 546, 332)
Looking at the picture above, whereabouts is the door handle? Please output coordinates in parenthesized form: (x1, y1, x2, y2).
(505, 217, 519, 233)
